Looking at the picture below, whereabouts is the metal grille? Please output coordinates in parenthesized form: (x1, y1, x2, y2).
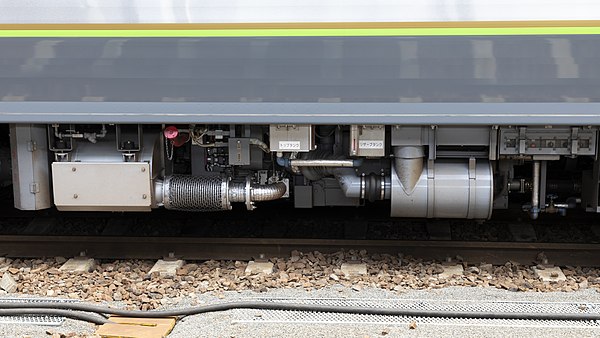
(0, 297, 78, 326)
(233, 298, 600, 328)
(164, 175, 226, 212)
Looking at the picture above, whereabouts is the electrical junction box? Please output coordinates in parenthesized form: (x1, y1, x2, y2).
(228, 138, 251, 165)
(350, 125, 385, 157)
(269, 125, 316, 152)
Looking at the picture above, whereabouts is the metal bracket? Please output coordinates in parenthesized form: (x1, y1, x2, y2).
(245, 176, 255, 211)
(468, 157, 477, 180)
(427, 159, 435, 179)
(426, 159, 435, 218)
(540, 161, 548, 211)
(489, 126, 498, 160)
(428, 126, 437, 160)
(571, 127, 579, 155)
(116, 124, 143, 152)
(467, 157, 477, 219)
(518, 127, 527, 155)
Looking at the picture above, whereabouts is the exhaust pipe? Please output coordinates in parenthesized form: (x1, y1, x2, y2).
(155, 175, 287, 212)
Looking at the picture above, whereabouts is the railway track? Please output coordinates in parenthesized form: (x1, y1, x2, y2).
(0, 235, 599, 266)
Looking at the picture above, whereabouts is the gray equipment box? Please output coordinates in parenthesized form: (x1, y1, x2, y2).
(499, 127, 597, 156)
(10, 124, 51, 210)
(52, 162, 152, 212)
(228, 138, 251, 165)
(269, 125, 316, 152)
(350, 125, 385, 157)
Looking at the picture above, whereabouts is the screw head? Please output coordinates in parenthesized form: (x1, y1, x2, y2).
(142, 194, 147, 199)
(71, 167, 76, 172)
(141, 167, 146, 172)
(73, 194, 78, 199)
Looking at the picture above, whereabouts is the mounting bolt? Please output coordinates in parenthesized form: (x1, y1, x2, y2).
(142, 194, 147, 199)
(73, 194, 78, 199)
(141, 167, 146, 172)
(71, 167, 76, 172)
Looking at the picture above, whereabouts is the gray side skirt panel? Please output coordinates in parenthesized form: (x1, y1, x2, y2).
(0, 102, 599, 125)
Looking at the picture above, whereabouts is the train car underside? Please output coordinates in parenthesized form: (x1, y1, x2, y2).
(5, 123, 600, 221)
(2, 1, 600, 220)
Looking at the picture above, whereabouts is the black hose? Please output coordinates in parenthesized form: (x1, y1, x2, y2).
(0, 308, 110, 325)
(0, 301, 598, 322)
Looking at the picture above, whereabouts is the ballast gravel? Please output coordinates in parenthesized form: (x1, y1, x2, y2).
(0, 250, 597, 310)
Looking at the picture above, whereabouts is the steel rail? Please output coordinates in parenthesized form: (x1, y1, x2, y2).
(0, 236, 598, 266)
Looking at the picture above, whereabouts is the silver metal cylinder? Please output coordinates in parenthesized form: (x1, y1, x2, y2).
(333, 168, 391, 201)
(333, 168, 363, 198)
(161, 175, 229, 212)
(228, 181, 287, 202)
(390, 159, 494, 219)
(157, 175, 287, 212)
(289, 159, 356, 167)
(531, 160, 541, 220)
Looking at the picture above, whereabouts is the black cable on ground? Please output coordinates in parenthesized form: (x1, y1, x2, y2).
(0, 301, 599, 322)
(0, 308, 110, 325)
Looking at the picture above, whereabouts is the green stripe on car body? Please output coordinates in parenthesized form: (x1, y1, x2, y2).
(0, 27, 599, 38)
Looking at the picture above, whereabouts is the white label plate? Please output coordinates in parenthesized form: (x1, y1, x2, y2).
(359, 140, 384, 149)
(278, 141, 301, 150)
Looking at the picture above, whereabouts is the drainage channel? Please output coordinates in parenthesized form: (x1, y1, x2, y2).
(233, 298, 600, 328)
(0, 298, 77, 326)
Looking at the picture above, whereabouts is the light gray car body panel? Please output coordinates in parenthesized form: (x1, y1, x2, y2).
(1, 0, 599, 124)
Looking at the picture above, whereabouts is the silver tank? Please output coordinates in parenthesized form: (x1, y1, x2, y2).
(391, 160, 494, 219)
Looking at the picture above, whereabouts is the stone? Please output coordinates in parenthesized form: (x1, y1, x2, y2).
(176, 268, 189, 276)
(245, 261, 274, 275)
(47, 268, 61, 275)
(533, 266, 567, 282)
(341, 263, 367, 277)
(0, 272, 17, 293)
(439, 265, 464, 279)
(479, 263, 493, 273)
(59, 258, 96, 273)
(466, 266, 480, 274)
(351, 284, 362, 291)
(148, 259, 185, 278)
